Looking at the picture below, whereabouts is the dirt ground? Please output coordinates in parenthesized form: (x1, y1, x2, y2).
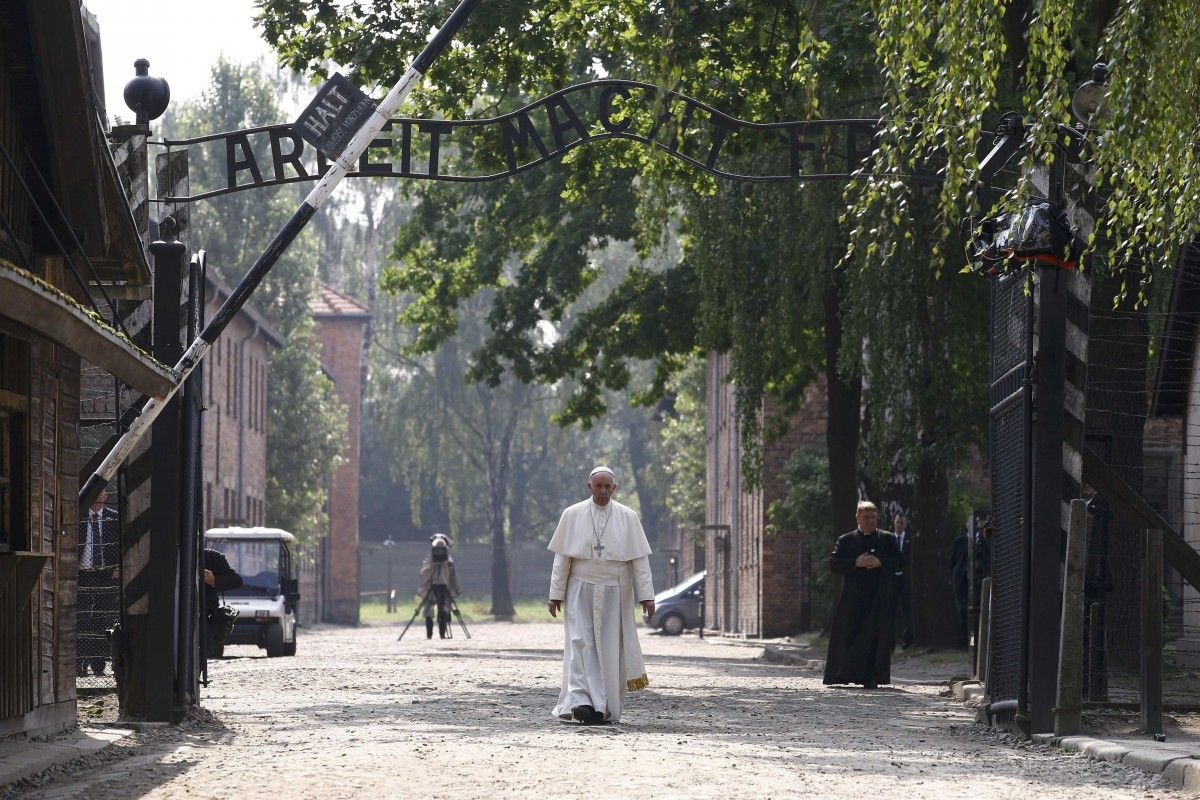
(5, 621, 1182, 799)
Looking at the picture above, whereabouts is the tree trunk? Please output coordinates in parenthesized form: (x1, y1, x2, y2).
(626, 411, 664, 548)
(910, 283, 960, 647)
(824, 278, 862, 537)
(509, 448, 528, 545)
(488, 391, 520, 620)
(488, 456, 515, 619)
(912, 450, 956, 646)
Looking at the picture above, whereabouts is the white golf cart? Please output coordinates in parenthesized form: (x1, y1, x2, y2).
(205, 527, 300, 658)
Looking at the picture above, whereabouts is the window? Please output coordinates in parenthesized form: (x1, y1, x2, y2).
(0, 332, 29, 553)
(260, 362, 267, 431)
(0, 412, 11, 550)
(225, 340, 233, 416)
(249, 357, 257, 431)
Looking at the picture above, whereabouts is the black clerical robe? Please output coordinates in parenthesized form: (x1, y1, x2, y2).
(823, 529, 899, 686)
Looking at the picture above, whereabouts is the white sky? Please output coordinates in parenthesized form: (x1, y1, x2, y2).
(85, 0, 280, 122)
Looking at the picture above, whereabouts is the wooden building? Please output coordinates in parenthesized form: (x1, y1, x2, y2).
(0, 0, 170, 738)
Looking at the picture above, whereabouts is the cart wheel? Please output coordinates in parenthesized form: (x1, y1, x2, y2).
(266, 623, 285, 657)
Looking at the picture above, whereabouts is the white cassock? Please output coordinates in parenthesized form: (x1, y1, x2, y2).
(548, 498, 654, 723)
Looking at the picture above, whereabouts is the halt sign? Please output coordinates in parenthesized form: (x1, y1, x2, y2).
(293, 73, 376, 161)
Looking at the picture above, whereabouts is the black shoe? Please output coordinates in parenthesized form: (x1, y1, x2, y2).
(572, 705, 609, 725)
(863, 682, 878, 690)
(425, 619, 434, 639)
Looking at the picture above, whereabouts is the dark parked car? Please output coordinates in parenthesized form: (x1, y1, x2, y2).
(644, 571, 705, 635)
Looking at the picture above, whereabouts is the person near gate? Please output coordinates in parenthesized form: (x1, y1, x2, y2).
(823, 500, 900, 689)
(892, 513, 915, 649)
(418, 533, 461, 639)
(547, 465, 655, 725)
(77, 487, 120, 677)
(950, 520, 991, 644)
(203, 547, 243, 659)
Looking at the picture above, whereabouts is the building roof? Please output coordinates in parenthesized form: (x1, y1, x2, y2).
(204, 271, 285, 348)
(0, 258, 176, 397)
(311, 285, 372, 319)
(8, 0, 151, 284)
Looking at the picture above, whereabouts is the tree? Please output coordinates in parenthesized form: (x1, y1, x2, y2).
(658, 358, 706, 531)
(165, 59, 347, 545)
(256, 0, 1199, 644)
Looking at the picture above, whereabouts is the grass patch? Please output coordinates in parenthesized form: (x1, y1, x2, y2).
(360, 595, 560, 625)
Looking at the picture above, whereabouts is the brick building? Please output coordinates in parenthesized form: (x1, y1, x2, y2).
(200, 273, 283, 531)
(0, 1, 171, 737)
(311, 286, 370, 626)
(699, 352, 828, 637)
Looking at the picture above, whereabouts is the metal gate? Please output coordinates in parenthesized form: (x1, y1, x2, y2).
(987, 273, 1033, 709)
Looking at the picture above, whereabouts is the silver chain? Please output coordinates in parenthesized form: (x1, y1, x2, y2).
(590, 502, 613, 555)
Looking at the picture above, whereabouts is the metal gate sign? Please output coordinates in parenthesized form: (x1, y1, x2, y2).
(162, 80, 880, 203)
(293, 73, 377, 161)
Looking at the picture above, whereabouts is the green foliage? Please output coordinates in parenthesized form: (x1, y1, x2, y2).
(264, 318, 348, 542)
(767, 447, 838, 623)
(1091, 1, 1200, 300)
(257, 2, 864, 442)
(165, 59, 347, 545)
(853, 0, 1200, 302)
(658, 357, 706, 531)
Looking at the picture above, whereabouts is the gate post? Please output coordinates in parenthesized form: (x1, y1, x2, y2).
(141, 217, 186, 722)
(1055, 499, 1088, 735)
(1021, 266, 1070, 735)
(1142, 528, 1164, 734)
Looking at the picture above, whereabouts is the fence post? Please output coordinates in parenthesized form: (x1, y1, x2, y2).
(1055, 499, 1088, 735)
(131, 217, 186, 722)
(976, 576, 992, 683)
(1142, 528, 1163, 735)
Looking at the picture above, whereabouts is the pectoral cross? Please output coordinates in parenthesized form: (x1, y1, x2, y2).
(593, 542, 606, 558)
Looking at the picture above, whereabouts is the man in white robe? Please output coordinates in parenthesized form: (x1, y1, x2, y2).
(547, 466, 655, 725)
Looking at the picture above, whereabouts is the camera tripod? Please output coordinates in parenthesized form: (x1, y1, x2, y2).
(397, 590, 472, 641)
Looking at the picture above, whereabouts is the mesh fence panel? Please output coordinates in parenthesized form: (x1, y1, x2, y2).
(76, 514, 119, 690)
(77, 422, 120, 691)
(988, 275, 1030, 705)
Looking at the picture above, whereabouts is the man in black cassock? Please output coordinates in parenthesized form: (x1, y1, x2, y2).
(823, 501, 900, 689)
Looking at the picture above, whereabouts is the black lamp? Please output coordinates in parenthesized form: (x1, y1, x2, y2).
(1071, 62, 1108, 126)
(123, 58, 170, 127)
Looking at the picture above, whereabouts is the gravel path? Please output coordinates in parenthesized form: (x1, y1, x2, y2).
(7, 621, 1180, 799)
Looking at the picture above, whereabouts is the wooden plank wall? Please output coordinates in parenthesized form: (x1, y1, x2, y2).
(11, 338, 80, 727)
